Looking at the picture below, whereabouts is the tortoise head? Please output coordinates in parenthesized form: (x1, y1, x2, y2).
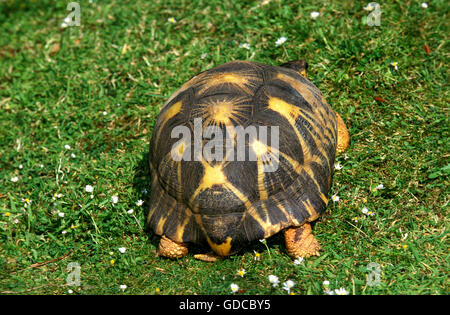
(280, 60, 308, 78)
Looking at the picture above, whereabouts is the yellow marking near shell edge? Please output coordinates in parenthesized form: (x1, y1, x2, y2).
(155, 101, 182, 145)
(303, 199, 320, 221)
(207, 236, 232, 256)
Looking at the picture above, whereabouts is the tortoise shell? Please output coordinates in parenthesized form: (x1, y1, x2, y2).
(147, 60, 338, 256)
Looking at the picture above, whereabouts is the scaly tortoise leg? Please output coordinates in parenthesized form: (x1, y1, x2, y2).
(283, 223, 321, 258)
(158, 235, 188, 259)
(335, 112, 350, 154)
(193, 252, 224, 263)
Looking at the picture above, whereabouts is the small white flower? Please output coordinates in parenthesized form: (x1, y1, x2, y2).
(390, 62, 398, 70)
(136, 199, 144, 206)
(344, 153, 349, 160)
(127, 209, 134, 214)
(275, 36, 287, 47)
(111, 195, 119, 204)
(117, 103, 121, 107)
(310, 11, 320, 19)
(64, 144, 71, 150)
(268, 275, 280, 287)
(421, 2, 428, 9)
(40, 164, 44, 168)
(375, 183, 385, 190)
(85, 185, 94, 193)
(62, 230, 67, 234)
(334, 163, 343, 170)
(103, 111, 108, 116)
(325, 289, 335, 295)
(352, 216, 358, 223)
(282, 280, 295, 294)
(362, 207, 369, 215)
(19, 164, 23, 169)
(293, 257, 304, 265)
(259, 238, 267, 244)
(239, 43, 251, 50)
(323, 280, 330, 286)
(363, 3, 374, 11)
(200, 53, 207, 59)
(58, 212, 65, 218)
(90, 194, 94, 199)
(141, 188, 148, 194)
(167, 17, 177, 24)
(230, 283, 239, 293)
(119, 284, 127, 291)
(118, 247, 126, 253)
(71, 153, 76, 158)
(334, 287, 349, 295)
(331, 195, 340, 203)
(237, 269, 246, 277)
(13, 219, 19, 224)
(367, 211, 375, 216)
(11, 176, 19, 182)
(68, 289, 73, 294)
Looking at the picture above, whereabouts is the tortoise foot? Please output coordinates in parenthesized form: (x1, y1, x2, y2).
(193, 252, 224, 263)
(158, 235, 188, 259)
(283, 223, 321, 258)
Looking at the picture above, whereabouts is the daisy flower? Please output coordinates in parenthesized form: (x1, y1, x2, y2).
(331, 195, 340, 203)
(237, 269, 246, 277)
(10, 176, 19, 182)
(167, 17, 177, 24)
(111, 195, 119, 204)
(268, 275, 279, 287)
(310, 11, 320, 19)
(275, 36, 287, 47)
(282, 280, 295, 294)
(352, 216, 358, 223)
(85, 185, 94, 193)
(390, 62, 398, 70)
(22, 198, 31, 207)
(136, 199, 144, 206)
(334, 287, 349, 295)
(253, 251, 261, 261)
(362, 207, 369, 215)
(363, 3, 374, 11)
(293, 257, 304, 265)
(239, 43, 251, 50)
(230, 283, 239, 293)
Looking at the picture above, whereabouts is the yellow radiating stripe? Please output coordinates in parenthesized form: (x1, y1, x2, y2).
(154, 100, 182, 147)
(155, 200, 176, 235)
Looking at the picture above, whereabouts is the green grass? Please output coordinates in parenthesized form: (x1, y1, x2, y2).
(0, 0, 448, 295)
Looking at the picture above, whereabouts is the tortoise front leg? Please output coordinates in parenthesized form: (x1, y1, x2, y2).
(335, 112, 350, 154)
(158, 235, 189, 259)
(283, 223, 321, 258)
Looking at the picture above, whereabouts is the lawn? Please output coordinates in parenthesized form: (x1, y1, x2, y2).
(0, 0, 448, 295)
